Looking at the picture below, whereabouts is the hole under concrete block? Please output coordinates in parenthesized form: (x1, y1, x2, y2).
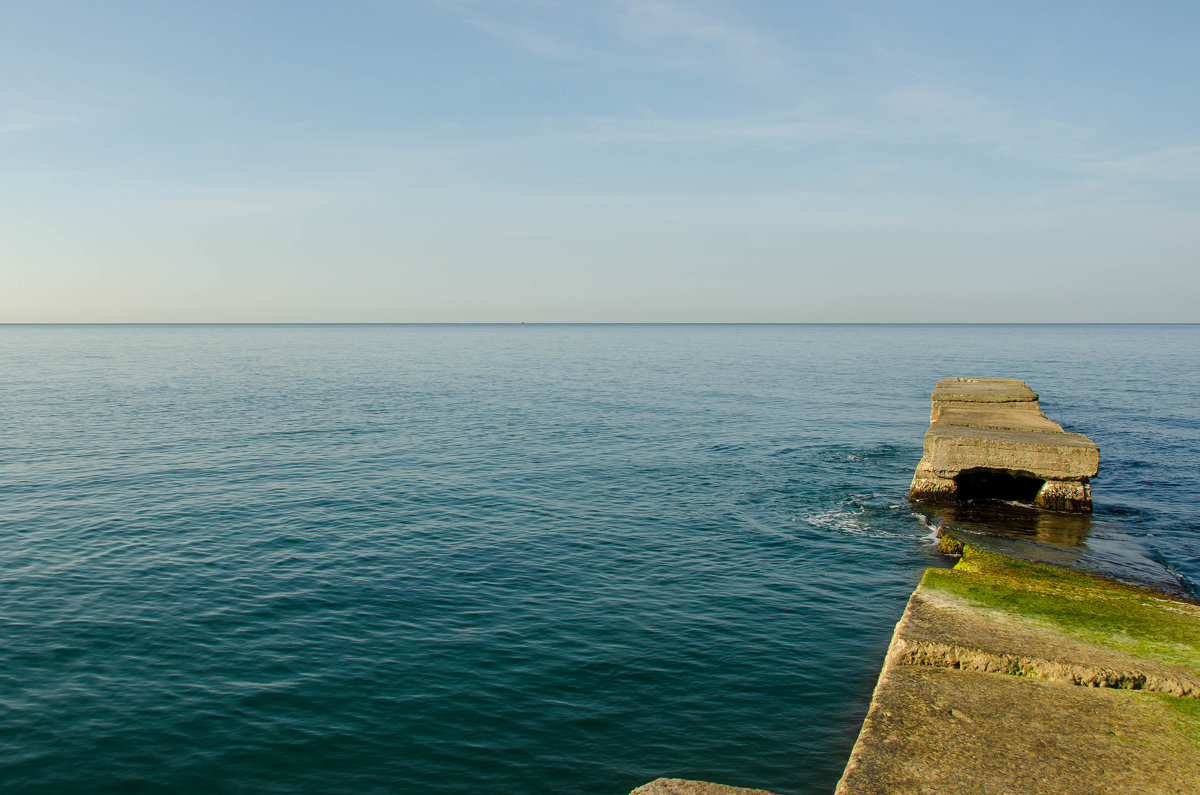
(953, 468, 1046, 504)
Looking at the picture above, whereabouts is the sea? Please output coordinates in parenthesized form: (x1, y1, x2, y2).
(2, 324, 1197, 794)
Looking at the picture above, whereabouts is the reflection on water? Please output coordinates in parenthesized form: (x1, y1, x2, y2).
(913, 500, 1193, 598)
(920, 501, 1094, 547)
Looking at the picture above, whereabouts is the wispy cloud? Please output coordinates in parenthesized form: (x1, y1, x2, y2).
(134, 187, 337, 219)
(1086, 145, 1200, 181)
(555, 115, 858, 145)
(432, 0, 787, 81)
(0, 112, 64, 134)
(878, 80, 1100, 168)
(455, 9, 609, 63)
(283, 112, 861, 168)
(615, 0, 785, 79)
(884, 83, 988, 119)
(880, 81, 1028, 147)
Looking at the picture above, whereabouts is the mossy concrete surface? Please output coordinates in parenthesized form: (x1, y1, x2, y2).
(927, 544, 1200, 678)
(837, 543, 1200, 794)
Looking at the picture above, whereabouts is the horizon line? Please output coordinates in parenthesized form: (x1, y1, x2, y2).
(2, 321, 1198, 327)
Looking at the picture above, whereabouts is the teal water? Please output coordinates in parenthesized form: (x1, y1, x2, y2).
(2, 324, 1198, 794)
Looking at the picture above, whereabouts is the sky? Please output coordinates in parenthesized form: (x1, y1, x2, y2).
(2, 0, 1198, 322)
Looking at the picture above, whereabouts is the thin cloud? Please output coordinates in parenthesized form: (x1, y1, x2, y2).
(885, 83, 988, 119)
(284, 114, 861, 167)
(432, 0, 788, 80)
(459, 12, 609, 63)
(879, 81, 1098, 168)
(557, 115, 859, 145)
(616, 0, 786, 79)
(1087, 145, 1200, 181)
(0, 112, 63, 133)
(134, 188, 337, 219)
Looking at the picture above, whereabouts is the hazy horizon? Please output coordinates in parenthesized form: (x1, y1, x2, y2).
(4, 321, 1199, 327)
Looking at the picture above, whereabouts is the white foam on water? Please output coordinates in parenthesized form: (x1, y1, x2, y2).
(914, 512, 941, 543)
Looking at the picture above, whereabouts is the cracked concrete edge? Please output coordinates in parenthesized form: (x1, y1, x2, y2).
(834, 599, 917, 795)
(887, 584, 1200, 699)
(887, 636, 1200, 698)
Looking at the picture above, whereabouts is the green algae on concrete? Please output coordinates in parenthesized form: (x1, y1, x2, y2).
(924, 542, 1200, 674)
(1155, 692, 1200, 743)
(838, 542, 1200, 793)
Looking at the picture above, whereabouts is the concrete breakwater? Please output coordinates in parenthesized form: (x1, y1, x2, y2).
(630, 542, 1200, 795)
(838, 378, 1200, 793)
(629, 379, 1198, 794)
(909, 377, 1099, 512)
(835, 541, 1200, 793)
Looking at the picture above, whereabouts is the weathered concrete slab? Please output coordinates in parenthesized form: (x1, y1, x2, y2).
(930, 376, 1040, 412)
(890, 587, 1200, 697)
(924, 544, 1200, 678)
(837, 544, 1200, 794)
(910, 378, 1099, 511)
(836, 665, 1200, 795)
(932, 406, 1064, 433)
(629, 778, 776, 795)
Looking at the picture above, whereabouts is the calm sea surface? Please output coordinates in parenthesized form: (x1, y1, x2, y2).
(2, 324, 1198, 794)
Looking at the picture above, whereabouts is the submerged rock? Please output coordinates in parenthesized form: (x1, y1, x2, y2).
(629, 778, 777, 795)
(909, 378, 1099, 512)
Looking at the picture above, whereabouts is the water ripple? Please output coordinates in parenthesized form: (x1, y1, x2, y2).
(0, 324, 1197, 794)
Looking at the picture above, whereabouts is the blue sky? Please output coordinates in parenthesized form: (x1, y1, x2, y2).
(2, 0, 1198, 321)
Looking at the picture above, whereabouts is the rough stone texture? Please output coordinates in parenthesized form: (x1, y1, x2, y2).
(910, 377, 1099, 512)
(630, 779, 777, 795)
(836, 666, 1200, 795)
(929, 377, 1039, 410)
(1034, 478, 1092, 512)
(889, 587, 1200, 698)
(837, 545, 1200, 794)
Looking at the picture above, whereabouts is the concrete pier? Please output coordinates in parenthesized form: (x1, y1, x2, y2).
(909, 378, 1099, 512)
(836, 542, 1200, 794)
(841, 379, 1200, 792)
(634, 379, 1186, 794)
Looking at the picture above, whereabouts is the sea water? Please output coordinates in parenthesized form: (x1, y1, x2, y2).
(1, 324, 1197, 794)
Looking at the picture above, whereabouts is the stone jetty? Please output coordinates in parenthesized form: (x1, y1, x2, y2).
(632, 380, 1199, 794)
(836, 541, 1200, 794)
(909, 378, 1099, 512)
(837, 379, 1199, 793)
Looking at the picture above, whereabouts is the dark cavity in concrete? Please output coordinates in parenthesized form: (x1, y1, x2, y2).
(953, 468, 1045, 504)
